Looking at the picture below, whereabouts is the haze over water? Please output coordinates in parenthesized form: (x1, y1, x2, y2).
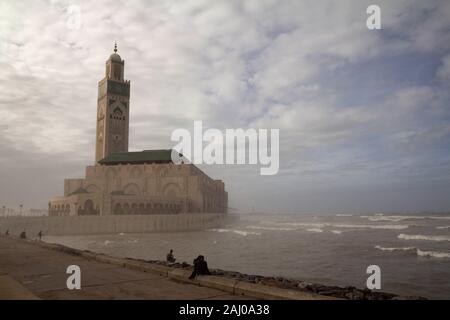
(46, 213, 450, 299)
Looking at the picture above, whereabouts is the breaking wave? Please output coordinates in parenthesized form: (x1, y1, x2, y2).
(306, 228, 324, 233)
(375, 246, 450, 258)
(398, 234, 450, 242)
(262, 222, 325, 228)
(208, 228, 261, 236)
(361, 215, 450, 222)
(436, 226, 450, 229)
(262, 221, 408, 230)
(332, 223, 409, 230)
(375, 245, 416, 252)
(336, 214, 353, 217)
(417, 250, 450, 258)
(330, 230, 342, 234)
(246, 226, 295, 231)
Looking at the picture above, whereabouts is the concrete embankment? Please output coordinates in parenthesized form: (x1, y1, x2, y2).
(0, 236, 335, 300)
(0, 213, 232, 236)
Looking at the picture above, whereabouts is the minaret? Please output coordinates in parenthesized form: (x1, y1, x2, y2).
(95, 43, 131, 163)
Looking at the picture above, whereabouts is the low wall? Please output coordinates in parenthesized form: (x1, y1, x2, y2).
(29, 239, 337, 300)
(0, 213, 229, 236)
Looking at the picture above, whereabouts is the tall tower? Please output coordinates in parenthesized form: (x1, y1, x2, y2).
(95, 43, 131, 163)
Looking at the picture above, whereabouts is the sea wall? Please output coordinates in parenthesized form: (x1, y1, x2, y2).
(0, 213, 230, 236)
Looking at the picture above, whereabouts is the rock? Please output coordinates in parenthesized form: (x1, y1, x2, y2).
(297, 282, 312, 290)
(391, 295, 427, 300)
(345, 289, 365, 300)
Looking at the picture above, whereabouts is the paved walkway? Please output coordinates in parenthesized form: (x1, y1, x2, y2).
(0, 236, 249, 300)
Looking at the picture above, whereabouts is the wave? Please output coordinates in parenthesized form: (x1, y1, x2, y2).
(246, 226, 295, 231)
(375, 245, 450, 258)
(330, 230, 342, 234)
(103, 240, 113, 246)
(208, 228, 261, 236)
(306, 228, 324, 233)
(263, 221, 408, 230)
(375, 245, 416, 252)
(332, 223, 409, 230)
(361, 215, 450, 222)
(436, 226, 450, 229)
(262, 221, 326, 228)
(417, 250, 450, 258)
(398, 234, 450, 242)
(336, 214, 353, 217)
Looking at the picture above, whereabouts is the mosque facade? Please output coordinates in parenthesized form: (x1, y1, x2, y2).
(49, 45, 228, 216)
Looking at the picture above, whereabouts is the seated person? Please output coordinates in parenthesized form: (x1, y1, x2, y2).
(189, 255, 211, 279)
(166, 249, 176, 263)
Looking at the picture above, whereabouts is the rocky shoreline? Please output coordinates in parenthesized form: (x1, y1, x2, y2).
(122, 258, 427, 300)
(30, 239, 426, 300)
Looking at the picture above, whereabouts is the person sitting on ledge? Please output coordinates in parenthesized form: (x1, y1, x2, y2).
(5, 229, 9, 236)
(166, 249, 176, 263)
(20, 230, 26, 239)
(189, 255, 211, 279)
(37, 230, 43, 241)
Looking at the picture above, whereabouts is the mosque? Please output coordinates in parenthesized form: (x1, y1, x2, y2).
(49, 44, 228, 216)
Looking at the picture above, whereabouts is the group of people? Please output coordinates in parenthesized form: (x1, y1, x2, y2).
(166, 249, 211, 279)
(4, 229, 43, 240)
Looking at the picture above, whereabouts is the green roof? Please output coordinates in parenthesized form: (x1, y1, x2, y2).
(98, 149, 176, 165)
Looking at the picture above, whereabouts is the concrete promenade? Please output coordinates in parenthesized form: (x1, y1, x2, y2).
(0, 236, 249, 300)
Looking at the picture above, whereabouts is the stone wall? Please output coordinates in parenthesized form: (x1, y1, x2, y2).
(0, 213, 228, 236)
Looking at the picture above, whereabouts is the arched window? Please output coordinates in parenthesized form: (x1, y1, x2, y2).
(114, 203, 123, 215)
(81, 199, 97, 215)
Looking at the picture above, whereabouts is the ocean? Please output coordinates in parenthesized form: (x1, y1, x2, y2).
(44, 213, 450, 299)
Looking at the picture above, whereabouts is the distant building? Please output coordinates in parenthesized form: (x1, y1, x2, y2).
(28, 209, 48, 216)
(49, 44, 227, 216)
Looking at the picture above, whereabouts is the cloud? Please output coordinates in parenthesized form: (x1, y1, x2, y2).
(437, 54, 450, 81)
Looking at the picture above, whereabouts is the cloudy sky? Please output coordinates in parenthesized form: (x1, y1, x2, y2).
(1, 0, 450, 213)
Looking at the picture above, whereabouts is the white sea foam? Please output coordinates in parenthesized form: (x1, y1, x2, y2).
(103, 240, 113, 246)
(375, 245, 416, 252)
(375, 245, 450, 258)
(417, 250, 450, 258)
(336, 214, 353, 217)
(306, 228, 324, 233)
(332, 223, 409, 230)
(398, 234, 450, 242)
(361, 215, 450, 222)
(208, 228, 261, 236)
(330, 230, 342, 234)
(247, 225, 295, 231)
(262, 221, 326, 228)
(436, 226, 450, 229)
(263, 221, 408, 230)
